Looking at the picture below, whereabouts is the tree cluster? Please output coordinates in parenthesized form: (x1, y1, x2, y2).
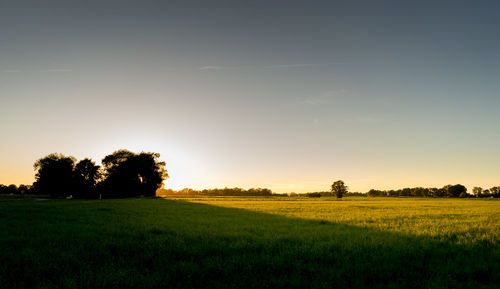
(157, 187, 273, 197)
(301, 182, 500, 198)
(30, 150, 168, 198)
(471, 186, 500, 198)
(0, 184, 32, 195)
(366, 184, 474, 198)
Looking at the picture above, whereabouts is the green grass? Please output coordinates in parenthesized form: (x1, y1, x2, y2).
(0, 196, 498, 288)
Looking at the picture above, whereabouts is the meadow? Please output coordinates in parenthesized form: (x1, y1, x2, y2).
(0, 196, 498, 288)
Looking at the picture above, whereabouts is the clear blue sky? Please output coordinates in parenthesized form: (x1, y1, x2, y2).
(1, 0, 499, 193)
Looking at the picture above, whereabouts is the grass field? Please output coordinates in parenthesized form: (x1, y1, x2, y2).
(0, 196, 498, 288)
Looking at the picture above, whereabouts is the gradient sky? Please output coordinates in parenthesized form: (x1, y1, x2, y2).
(1, 0, 499, 193)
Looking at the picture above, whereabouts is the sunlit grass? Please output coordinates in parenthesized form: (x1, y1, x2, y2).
(177, 197, 499, 245)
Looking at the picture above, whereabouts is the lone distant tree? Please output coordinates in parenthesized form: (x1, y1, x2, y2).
(73, 158, 101, 198)
(101, 150, 168, 198)
(472, 187, 483, 198)
(33, 153, 76, 198)
(331, 180, 348, 199)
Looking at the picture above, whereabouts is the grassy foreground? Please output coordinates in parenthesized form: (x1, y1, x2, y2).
(0, 196, 498, 288)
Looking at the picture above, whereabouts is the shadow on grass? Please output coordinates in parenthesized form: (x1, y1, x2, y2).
(0, 198, 498, 289)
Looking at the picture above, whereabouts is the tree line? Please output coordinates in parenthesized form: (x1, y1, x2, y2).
(0, 184, 32, 195)
(157, 187, 274, 197)
(366, 184, 500, 198)
(297, 182, 499, 198)
(2, 162, 500, 198)
(299, 184, 499, 198)
(0, 149, 168, 198)
(157, 180, 350, 198)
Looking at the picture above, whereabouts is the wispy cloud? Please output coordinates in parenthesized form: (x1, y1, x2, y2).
(199, 66, 234, 70)
(2, 68, 75, 73)
(199, 62, 334, 71)
(266, 63, 317, 69)
(46, 68, 73, 72)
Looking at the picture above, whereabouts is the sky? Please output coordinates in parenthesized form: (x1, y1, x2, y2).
(1, 0, 499, 193)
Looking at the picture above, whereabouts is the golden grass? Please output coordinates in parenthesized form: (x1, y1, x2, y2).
(169, 196, 500, 245)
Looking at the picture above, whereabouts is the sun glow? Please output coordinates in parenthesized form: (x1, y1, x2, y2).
(88, 136, 208, 191)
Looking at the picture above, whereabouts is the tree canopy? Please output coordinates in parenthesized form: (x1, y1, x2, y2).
(100, 150, 168, 198)
(29, 150, 168, 198)
(331, 180, 348, 199)
(33, 153, 76, 198)
(73, 158, 102, 199)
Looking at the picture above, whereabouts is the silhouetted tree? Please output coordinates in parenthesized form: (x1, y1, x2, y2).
(33, 153, 76, 198)
(400, 188, 411, 197)
(17, 184, 30, 196)
(134, 152, 168, 195)
(331, 180, 348, 199)
(430, 187, 445, 198)
(489, 187, 500, 198)
(387, 190, 398, 197)
(0, 184, 31, 195)
(365, 185, 469, 198)
(367, 189, 381, 197)
(100, 150, 168, 198)
(6, 184, 17, 195)
(444, 184, 467, 198)
(73, 158, 101, 198)
(472, 187, 483, 198)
